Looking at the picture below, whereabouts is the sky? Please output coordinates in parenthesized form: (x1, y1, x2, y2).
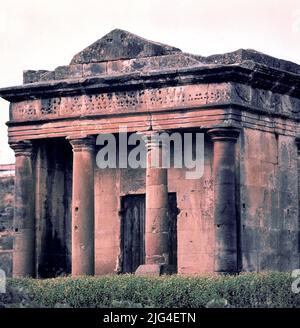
(0, 0, 299, 164)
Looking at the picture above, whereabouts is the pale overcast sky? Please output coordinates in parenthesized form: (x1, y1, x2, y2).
(0, 0, 299, 163)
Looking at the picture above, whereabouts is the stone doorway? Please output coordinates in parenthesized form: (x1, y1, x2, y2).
(120, 193, 178, 273)
(120, 194, 145, 273)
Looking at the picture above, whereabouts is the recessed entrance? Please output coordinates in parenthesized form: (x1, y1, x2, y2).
(120, 193, 178, 273)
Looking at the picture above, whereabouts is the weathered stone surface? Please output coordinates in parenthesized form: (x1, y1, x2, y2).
(54, 65, 83, 80)
(23, 53, 202, 83)
(23, 70, 50, 83)
(83, 62, 107, 77)
(240, 129, 300, 272)
(70, 29, 181, 64)
(39, 71, 55, 81)
(199, 48, 300, 75)
(94, 167, 119, 275)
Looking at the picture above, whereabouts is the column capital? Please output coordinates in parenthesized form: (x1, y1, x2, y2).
(67, 136, 95, 152)
(207, 127, 240, 142)
(9, 140, 33, 157)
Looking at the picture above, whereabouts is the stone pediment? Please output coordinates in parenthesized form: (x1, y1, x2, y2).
(1, 28, 299, 104)
(21, 29, 201, 84)
(70, 29, 181, 64)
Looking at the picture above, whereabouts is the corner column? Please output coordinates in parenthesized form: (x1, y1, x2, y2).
(136, 132, 171, 275)
(208, 128, 240, 274)
(10, 141, 35, 277)
(69, 136, 95, 276)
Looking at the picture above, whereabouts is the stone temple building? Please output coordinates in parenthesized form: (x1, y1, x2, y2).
(1, 29, 300, 278)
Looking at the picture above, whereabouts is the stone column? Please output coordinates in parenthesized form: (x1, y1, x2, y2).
(136, 132, 172, 275)
(10, 141, 35, 277)
(208, 127, 240, 274)
(69, 137, 95, 276)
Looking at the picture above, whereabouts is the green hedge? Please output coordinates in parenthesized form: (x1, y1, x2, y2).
(4, 272, 300, 308)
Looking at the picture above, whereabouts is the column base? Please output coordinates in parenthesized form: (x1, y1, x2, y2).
(214, 251, 238, 274)
(135, 264, 176, 276)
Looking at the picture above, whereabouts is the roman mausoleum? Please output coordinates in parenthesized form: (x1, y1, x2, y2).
(1, 29, 300, 278)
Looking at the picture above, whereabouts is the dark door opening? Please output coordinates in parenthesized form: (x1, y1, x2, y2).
(120, 193, 178, 273)
(36, 138, 72, 278)
(120, 194, 145, 273)
(168, 193, 178, 268)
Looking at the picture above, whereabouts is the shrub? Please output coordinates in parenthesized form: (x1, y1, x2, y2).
(5, 272, 300, 308)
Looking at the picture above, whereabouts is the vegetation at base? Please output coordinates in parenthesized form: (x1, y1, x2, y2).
(1, 272, 300, 308)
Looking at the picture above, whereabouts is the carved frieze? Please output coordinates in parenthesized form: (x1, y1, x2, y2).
(10, 82, 300, 122)
(231, 83, 300, 115)
(10, 84, 231, 121)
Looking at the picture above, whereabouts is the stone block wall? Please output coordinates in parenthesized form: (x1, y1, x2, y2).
(169, 135, 214, 275)
(94, 167, 120, 275)
(240, 128, 300, 271)
(0, 175, 14, 277)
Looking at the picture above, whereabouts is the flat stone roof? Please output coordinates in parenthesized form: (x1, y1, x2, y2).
(1, 29, 300, 102)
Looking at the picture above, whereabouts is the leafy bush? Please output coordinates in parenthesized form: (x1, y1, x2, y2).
(5, 272, 300, 308)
